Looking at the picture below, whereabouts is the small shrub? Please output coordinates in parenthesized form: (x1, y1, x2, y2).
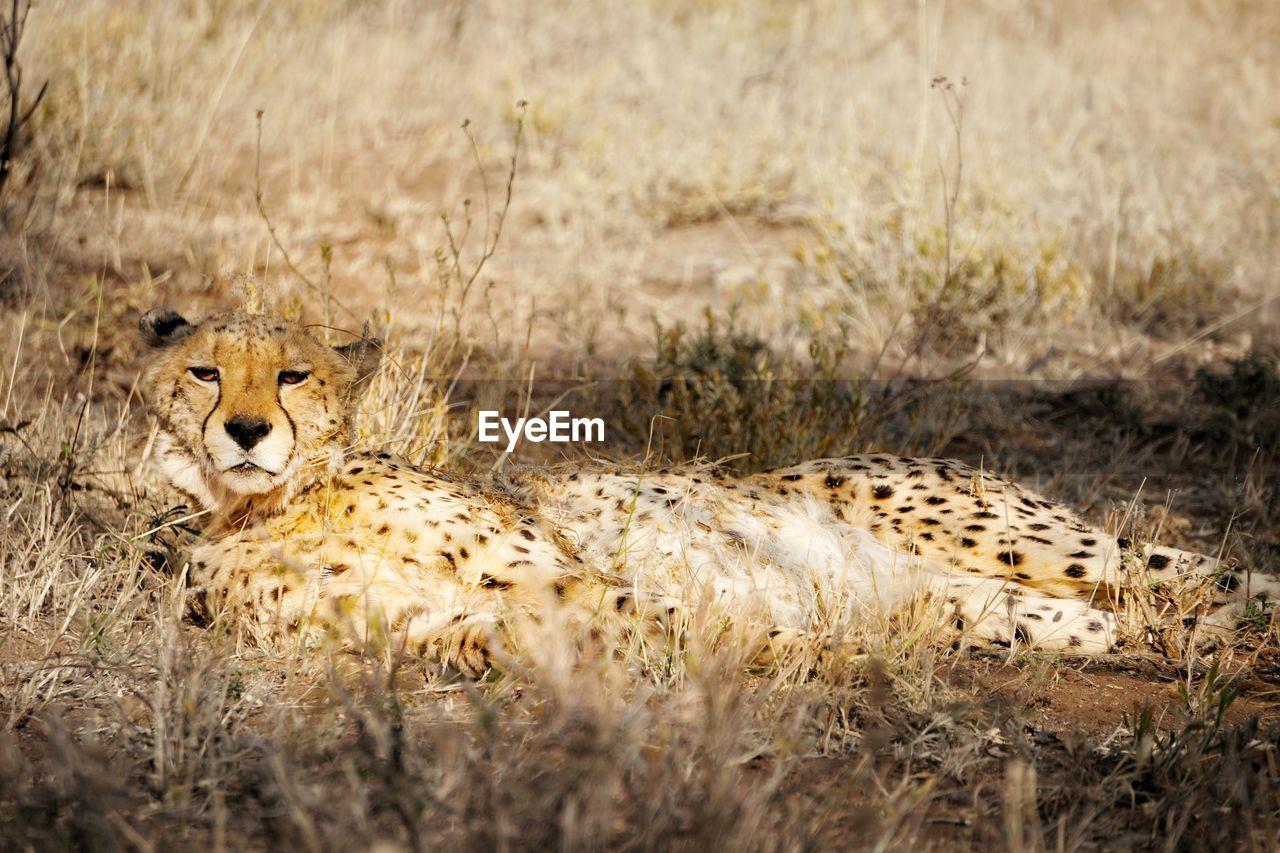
(1195, 351, 1280, 421)
(1105, 255, 1234, 336)
(798, 210, 1091, 354)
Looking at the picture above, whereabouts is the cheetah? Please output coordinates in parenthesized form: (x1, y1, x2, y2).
(139, 307, 1277, 676)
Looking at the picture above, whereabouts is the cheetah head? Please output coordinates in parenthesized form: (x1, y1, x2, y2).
(138, 308, 380, 513)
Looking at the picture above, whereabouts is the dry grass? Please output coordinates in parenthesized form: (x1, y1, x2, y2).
(2, 0, 1280, 849)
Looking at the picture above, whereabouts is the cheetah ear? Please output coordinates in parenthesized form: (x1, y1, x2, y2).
(333, 331, 382, 393)
(140, 308, 195, 347)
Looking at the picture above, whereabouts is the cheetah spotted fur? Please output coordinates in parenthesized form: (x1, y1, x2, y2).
(138, 308, 1278, 676)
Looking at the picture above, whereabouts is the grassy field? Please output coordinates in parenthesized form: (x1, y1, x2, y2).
(2, 0, 1280, 849)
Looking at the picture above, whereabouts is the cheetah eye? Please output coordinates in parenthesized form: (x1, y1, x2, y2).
(278, 370, 310, 386)
(188, 366, 219, 383)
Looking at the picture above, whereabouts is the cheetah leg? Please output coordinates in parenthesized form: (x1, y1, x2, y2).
(394, 586, 684, 678)
(433, 615, 502, 677)
(1136, 544, 1280, 597)
(562, 583, 685, 631)
(720, 577, 1120, 662)
(1136, 545, 1280, 637)
(934, 576, 1116, 653)
(746, 626, 874, 669)
(392, 610, 505, 678)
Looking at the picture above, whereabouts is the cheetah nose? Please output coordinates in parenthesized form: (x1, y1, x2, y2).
(225, 416, 272, 450)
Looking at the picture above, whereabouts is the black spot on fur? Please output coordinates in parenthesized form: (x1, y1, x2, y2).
(1147, 554, 1171, 570)
(1064, 564, 1087, 579)
(520, 528, 536, 541)
(924, 495, 947, 505)
(1068, 550, 1093, 559)
(825, 475, 845, 489)
(1028, 523, 1051, 531)
(960, 538, 977, 548)
(782, 474, 803, 482)
(480, 574, 513, 590)
(998, 551, 1025, 566)
(964, 524, 986, 532)
(873, 485, 895, 500)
